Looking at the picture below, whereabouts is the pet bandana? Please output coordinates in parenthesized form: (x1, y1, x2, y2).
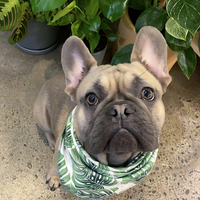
(57, 108, 158, 199)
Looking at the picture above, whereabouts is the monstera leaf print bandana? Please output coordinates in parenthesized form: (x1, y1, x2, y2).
(57, 108, 158, 199)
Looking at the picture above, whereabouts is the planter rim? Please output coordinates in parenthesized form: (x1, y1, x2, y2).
(93, 44, 108, 65)
(16, 19, 60, 55)
(93, 44, 108, 56)
(16, 40, 59, 55)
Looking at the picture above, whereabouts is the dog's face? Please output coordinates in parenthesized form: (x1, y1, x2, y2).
(61, 26, 171, 167)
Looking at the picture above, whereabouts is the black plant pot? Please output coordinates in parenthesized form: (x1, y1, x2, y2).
(16, 19, 60, 55)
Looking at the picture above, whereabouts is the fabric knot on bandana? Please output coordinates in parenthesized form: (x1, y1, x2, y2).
(57, 108, 158, 199)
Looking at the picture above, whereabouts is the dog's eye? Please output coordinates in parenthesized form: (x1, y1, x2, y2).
(86, 93, 98, 106)
(141, 87, 154, 101)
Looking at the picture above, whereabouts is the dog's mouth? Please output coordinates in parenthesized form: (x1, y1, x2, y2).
(105, 128, 140, 153)
(104, 128, 142, 166)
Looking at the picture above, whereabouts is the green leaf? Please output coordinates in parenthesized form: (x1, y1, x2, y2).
(165, 30, 192, 51)
(107, 33, 119, 42)
(88, 15, 101, 32)
(82, 15, 101, 38)
(44, 11, 54, 23)
(35, 11, 46, 23)
(135, 7, 167, 33)
(177, 47, 197, 79)
(166, 0, 200, 36)
(99, 0, 129, 22)
(29, 0, 67, 14)
(82, 25, 92, 36)
(8, 2, 31, 44)
(100, 18, 111, 31)
(71, 19, 83, 38)
(165, 17, 188, 41)
(76, 0, 99, 17)
(0, 0, 21, 31)
(128, 0, 151, 10)
(88, 32, 100, 54)
(111, 44, 133, 65)
(83, 0, 99, 17)
(48, 13, 75, 26)
(51, 1, 76, 23)
(84, 15, 101, 32)
(57, 13, 75, 26)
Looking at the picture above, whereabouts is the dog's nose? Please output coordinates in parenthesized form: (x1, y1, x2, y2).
(108, 104, 133, 119)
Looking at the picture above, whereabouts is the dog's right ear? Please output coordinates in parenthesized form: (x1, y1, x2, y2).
(130, 26, 171, 91)
(61, 36, 97, 101)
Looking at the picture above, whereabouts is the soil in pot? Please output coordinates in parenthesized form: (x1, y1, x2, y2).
(128, 8, 143, 25)
(83, 34, 107, 54)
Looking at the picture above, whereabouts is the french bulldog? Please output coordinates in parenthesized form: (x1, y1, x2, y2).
(33, 26, 171, 193)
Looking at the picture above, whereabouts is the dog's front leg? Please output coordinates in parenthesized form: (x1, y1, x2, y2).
(46, 134, 62, 191)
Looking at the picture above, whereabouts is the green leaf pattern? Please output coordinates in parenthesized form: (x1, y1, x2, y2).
(0, 0, 21, 31)
(57, 108, 158, 199)
(166, 0, 200, 36)
(165, 17, 188, 41)
(9, 2, 31, 44)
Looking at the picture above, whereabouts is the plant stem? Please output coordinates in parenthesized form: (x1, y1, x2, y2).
(158, 0, 166, 8)
(153, 0, 158, 7)
(75, 6, 85, 16)
(97, 10, 101, 16)
(144, 0, 148, 9)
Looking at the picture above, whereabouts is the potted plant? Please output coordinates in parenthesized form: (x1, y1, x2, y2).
(0, 0, 128, 58)
(0, 0, 70, 54)
(113, 0, 200, 79)
(46, 0, 128, 64)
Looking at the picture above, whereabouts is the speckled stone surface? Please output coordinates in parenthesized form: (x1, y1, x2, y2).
(0, 31, 200, 200)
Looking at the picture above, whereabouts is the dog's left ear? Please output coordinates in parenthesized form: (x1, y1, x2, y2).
(131, 26, 171, 91)
(61, 36, 97, 101)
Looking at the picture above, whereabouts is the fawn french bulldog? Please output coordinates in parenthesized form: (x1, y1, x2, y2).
(34, 26, 171, 198)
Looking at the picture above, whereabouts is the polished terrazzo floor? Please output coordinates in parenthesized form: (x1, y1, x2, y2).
(0, 31, 200, 200)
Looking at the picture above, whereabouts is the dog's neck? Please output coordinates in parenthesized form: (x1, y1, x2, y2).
(57, 110, 158, 199)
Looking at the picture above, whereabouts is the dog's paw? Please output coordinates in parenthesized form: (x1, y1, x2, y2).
(46, 176, 61, 191)
(46, 167, 61, 191)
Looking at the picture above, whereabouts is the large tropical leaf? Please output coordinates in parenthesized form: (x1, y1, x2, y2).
(165, 17, 188, 41)
(8, 2, 31, 44)
(111, 44, 133, 65)
(99, 0, 128, 22)
(165, 30, 192, 51)
(177, 47, 197, 79)
(135, 7, 167, 33)
(29, 0, 67, 14)
(166, 0, 200, 35)
(0, 0, 21, 31)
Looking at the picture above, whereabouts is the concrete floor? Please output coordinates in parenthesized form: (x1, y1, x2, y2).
(0, 30, 200, 200)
